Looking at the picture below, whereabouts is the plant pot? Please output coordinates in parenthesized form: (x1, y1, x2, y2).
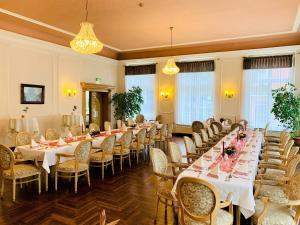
(293, 137, 300, 147)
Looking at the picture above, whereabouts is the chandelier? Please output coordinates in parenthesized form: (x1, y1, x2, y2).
(70, 0, 103, 54)
(162, 27, 180, 75)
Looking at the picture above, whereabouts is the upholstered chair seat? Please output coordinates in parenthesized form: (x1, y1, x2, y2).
(56, 160, 89, 172)
(144, 138, 155, 145)
(130, 128, 146, 164)
(181, 209, 233, 225)
(90, 152, 113, 162)
(55, 140, 92, 193)
(3, 164, 40, 179)
(113, 131, 132, 171)
(257, 185, 289, 205)
(90, 135, 115, 180)
(253, 199, 296, 225)
(113, 146, 130, 155)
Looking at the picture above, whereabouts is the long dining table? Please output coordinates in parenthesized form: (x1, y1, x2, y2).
(172, 128, 262, 225)
(15, 123, 161, 190)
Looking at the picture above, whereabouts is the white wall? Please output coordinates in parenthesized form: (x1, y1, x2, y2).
(120, 46, 300, 133)
(0, 30, 119, 146)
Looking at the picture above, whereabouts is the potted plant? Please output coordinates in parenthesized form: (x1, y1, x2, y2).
(111, 86, 144, 125)
(271, 83, 300, 146)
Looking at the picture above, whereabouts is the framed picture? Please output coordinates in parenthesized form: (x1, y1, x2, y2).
(21, 84, 45, 104)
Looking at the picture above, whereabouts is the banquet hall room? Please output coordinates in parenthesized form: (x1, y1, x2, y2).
(0, 0, 300, 225)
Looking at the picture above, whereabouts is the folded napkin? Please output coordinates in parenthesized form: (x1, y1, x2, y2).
(40, 135, 46, 143)
(86, 133, 92, 139)
(208, 164, 219, 178)
(57, 137, 67, 146)
(67, 131, 73, 138)
(31, 139, 39, 148)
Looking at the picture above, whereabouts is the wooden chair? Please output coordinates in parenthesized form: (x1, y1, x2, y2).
(150, 148, 176, 222)
(113, 131, 132, 171)
(70, 125, 82, 136)
(54, 140, 92, 193)
(238, 119, 248, 130)
(207, 126, 219, 142)
(261, 138, 293, 159)
(205, 117, 215, 126)
(15, 131, 31, 146)
(104, 121, 112, 131)
(183, 136, 201, 163)
(45, 128, 60, 141)
(168, 142, 190, 175)
(192, 132, 210, 155)
(130, 128, 146, 164)
(154, 124, 167, 150)
(135, 114, 145, 123)
(252, 172, 300, 225)
(211, 122, 227, 137)
(0, 144, 41, 201)
(99, 209, 120, 225)
(191, 121, 204, 133)
(230, 123, 243, 131)
(90, 135, 115, 180)
(166, 123, 174, 142)
(89, 123, 100, 132)
(200, 129, 217, 147)
(176, 177, 233, 225)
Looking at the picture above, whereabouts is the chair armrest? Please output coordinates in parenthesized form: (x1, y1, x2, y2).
(287, 200, 300, 206)
(172, 162, 189, 169)
(256, 197, 270, 225)
(220, 192, 233, 208)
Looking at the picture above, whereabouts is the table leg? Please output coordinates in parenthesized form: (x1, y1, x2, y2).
(236, 206, 241, 225)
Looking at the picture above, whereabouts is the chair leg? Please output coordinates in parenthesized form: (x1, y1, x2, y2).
(155, 196, 160, 223)
(87, 170, 91, 187)
(74, 172, 78, 193)
(102, 163, 104, 180)
(129, 154, 132, 168)
(136, 151, 139, 164)
(120, 155, 123, 172)
(55, 172, 58, 191)
(111, 160, 115, 176)
(1, 178, 4, 199)
(45, 170, 48, 192)
(38, 174, 41, 195)
(13, 179, 16, 202)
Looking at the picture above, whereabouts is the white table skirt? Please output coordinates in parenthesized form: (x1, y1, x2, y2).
(15, 142, 79, 173)
(9, 117, 40, 133)
(172, 129, 262, 219)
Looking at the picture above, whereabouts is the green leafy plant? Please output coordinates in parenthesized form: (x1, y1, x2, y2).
(271, 83, 300, 136)
(111, 86, 144, 121)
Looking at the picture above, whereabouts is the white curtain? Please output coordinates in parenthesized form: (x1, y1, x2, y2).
(176, 72, 214, 125)
(242, 67, 294, 130)
(125, 74, 156, 120)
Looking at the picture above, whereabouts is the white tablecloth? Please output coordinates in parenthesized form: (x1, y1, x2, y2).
(172, 129, 262, 219)
(9, 117, 40, 133)
(15, 142, 79, 173)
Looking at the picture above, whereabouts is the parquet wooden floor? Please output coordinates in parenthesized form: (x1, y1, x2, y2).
(0, 136, 251, 225)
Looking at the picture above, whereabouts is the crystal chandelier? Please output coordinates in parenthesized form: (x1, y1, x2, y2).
(162, 27, 180, 75)
(70, 0, 103, 54)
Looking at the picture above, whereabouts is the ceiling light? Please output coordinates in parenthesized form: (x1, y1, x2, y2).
(162, 27, 180, 75)
(70, 0, 103, 54)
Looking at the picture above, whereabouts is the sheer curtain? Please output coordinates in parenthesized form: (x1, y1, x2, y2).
(125, 74, 156, 120)
(242, 67, 294, 130)
(176, 72, 214, 125)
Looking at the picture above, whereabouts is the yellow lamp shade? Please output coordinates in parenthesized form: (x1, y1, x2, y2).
(70, 22, 103, 54)
(162, 57, 180, 75)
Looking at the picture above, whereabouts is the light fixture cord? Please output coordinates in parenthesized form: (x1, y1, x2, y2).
(85, 0, 89, 21)
(170, 26, 173, 48)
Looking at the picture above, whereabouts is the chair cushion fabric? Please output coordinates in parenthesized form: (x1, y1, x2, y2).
(144, 138, 155, 145)
(254, 199, 296, 225)
(113, 146, 130, 155)
(181, 209, 233, 225)
(130, 142, 144, 150)
(90, 152, 113, 162)
(57, 160, 88, 172)
(259, 185, 289, 204)
(3, 164, 40, 178)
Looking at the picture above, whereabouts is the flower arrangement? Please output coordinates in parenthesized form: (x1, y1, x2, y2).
(224, 145, 237, 156)
(21, 107, 29, 118)
(90, 130, 100, 137)
(239, 132, 247, 139)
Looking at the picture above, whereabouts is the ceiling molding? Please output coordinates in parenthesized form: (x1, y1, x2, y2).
(293, 4, 300, 32)
(118, 32, 300, 60)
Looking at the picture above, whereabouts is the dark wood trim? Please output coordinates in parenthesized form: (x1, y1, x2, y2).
(0, 12, 119, 60)
(118, 33, 300, 60)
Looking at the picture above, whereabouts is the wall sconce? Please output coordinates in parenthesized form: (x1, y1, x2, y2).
(225, 90, 235, 98)
(67, 89, 77, 97)
(160, 91, 170, 99)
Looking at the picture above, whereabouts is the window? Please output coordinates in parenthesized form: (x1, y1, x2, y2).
(125, 74, 156, 120)
(176, 72, 214, 125)
(242, 55, 294, 130)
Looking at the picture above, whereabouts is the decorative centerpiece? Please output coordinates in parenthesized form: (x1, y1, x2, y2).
(21, 107, 29, 118)
(239, 132, 247, 139)
(224, 145, 237, 157)
(71, 105, 77, 114)
(90, 130, 100, 137)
